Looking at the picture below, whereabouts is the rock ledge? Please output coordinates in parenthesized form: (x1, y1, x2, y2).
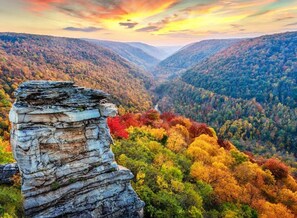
(9, 81, 144, 218)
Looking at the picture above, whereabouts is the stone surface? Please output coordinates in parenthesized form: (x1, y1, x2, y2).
(0, 163, 19, 185)
(9, 81, 144, 218)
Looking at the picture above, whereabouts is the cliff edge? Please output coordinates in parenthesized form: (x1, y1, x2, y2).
(9, 81, 144, 218)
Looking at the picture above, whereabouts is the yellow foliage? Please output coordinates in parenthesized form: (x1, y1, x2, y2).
(212, 161, 228, 171)
(117, 154, 128, 166)
(153, 153, 166, 166)
(171, 180, 185, 193)
(187, 146, 211, 164)
(136, 171, 145, 185)
(117, 105, 126, 116)
(156, 175, 168, 189)
(147, 141, 162, 153)
(190, 161, 210, 182)
(166, 130, 187, 152)
(188, 136, 219, 157)
(171, 124, 190, 142)
(223, 210, 238, 218)
(278, 188, 297, 214)
(139, 126, 167, 141)
(210, 151, 233, 167)
(162, 161, 174, 168)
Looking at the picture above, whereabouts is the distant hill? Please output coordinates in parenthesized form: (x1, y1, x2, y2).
(127, 42, 169, 60)
(157, 45, 182, 58)
(0, 33, 153, 113)
(183, 32, 297, 108)
(155, 39, 242, 77)
(85, 39, 159, 71)
(156, 31, 297, 156)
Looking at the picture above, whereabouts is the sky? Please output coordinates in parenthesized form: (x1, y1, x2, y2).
(0, 0, 297, 46)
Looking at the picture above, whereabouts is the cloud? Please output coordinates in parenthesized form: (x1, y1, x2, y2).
(23, 0, 181, 21)
(119, 21, 138, 29)
(136, 26, 160, 32)
(275, 16, 295, 22)
(248, 10, 272, 18)
(24, 0, 66, 11)
(285, 22, 297, 26)
(63, 26, 102, 32)
(135, 13, 185, 33)
(20, 0, 297, 39)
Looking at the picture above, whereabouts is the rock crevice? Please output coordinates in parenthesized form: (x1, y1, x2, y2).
(9, 81, 144, 218)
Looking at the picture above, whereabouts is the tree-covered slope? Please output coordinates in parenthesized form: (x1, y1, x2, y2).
(109, 111, 297, 218)
(156, 79, 297, 157)
(86, 39, 159, 72)
(156, 31, 297, 157)
(155, 39, 241, 77)
(0, 33, 154, 138)
(0, 33, 153, 109)
(1, 110, 297, 217)
(182, 31, 297, 108)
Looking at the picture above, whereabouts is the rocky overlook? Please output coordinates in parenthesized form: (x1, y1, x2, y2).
(9, 81, 144, 218)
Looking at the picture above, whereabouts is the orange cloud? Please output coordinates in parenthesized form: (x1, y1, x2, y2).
(25, 0, 65, 11)
(24, 0, 180, 20)
(20, 0, 297, 41)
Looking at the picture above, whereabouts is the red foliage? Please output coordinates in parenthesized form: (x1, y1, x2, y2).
(121, 113, 141, 127)
(189, 122, 213, 138)
(217, 138, 232, 150)
(263, 158, 289, 179)
(107, 116, 129, 139)
(140, 110, 160, 126)
(160, 112, 176, 123)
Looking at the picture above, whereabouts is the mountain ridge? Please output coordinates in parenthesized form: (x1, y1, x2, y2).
(85, 39, 160, 72)
(155, 38, 242, 78)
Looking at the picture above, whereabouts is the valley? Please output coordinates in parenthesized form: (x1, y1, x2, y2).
(0, 30, 297, 217)
(0, 31, 296, 162)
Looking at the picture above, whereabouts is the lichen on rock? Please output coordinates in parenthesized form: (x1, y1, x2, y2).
(9, 81, 144, 218)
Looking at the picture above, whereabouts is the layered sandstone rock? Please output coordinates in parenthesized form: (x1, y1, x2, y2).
(9, 81, 144, 218)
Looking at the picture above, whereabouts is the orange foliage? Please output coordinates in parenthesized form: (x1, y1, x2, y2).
(169, 116, 192, 129)
(254, 200, 295, 218)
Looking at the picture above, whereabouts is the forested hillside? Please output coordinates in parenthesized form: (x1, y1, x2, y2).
(155, 39, 241, 77)
(1, 110, 297, 217)
(109, 111, 297, 217)
(0, 33, 154, 138)
(86, 39, 159, 71)
(183, 32, 297, 108)
(156, 31, 297, 158)
(156, 80, 297, 160)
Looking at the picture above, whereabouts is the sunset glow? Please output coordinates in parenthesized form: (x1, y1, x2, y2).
(0, 0, 297, 45)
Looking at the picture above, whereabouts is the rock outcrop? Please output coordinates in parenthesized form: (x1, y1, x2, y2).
(0, 163, 19, 185)
(9, 81, 144, 218)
